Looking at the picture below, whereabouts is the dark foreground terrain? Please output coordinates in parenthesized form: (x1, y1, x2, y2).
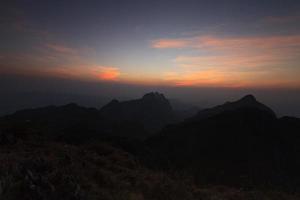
(1, 92, 300, 200)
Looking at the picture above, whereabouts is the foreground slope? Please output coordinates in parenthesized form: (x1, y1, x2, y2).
(0, 136, 299, 200)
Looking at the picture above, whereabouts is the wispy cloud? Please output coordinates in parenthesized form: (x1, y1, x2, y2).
(0, 46, 121, 82)
(153, 34, 300, 87)
(163, 67, 299, 88)
(40, 65, 121, 81)
(163, 70, 233, 87)
(151, 39, 191, 48)
(1, 7, 121, 83)
(152, 35, 300, 50)
(46, 43, 77, 55)
(173, 35, 300, 70)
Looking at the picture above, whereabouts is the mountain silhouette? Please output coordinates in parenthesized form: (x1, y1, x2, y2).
(0, 102, 147, 143)
(0, 92, 181, 142)
(100, 92, 176, 133)
(146, 95, 300, 187)
(1, 92, 300, 194)
(189, 94, 276, 121)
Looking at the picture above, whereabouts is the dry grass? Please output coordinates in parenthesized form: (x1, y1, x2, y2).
(0, 140, 299, 200)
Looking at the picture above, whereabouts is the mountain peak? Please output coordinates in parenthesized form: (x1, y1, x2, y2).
(63, 103, 80, 108)
(107, 99, 119, 105)
(100, 92, 175, 133)
(239, 94, 257, 103)
(190, 94, 276, 121)
(142, 92, 166, 101)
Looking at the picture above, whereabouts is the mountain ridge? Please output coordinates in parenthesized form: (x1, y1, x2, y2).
(99, 92, 176, 133)
(146, 94, 300, 187)
(189, 94, 276, 121)
(1, 92, 300, 192)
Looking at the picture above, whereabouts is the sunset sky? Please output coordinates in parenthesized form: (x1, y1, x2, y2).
(1, 0, 300, 88)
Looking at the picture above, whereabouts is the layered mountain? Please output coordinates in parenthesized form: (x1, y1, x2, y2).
(147, 95, 300, 188)
(0, 103, 147, 143)
(0, 92, 181, 142)
(0, 92, 200, 142)
(1, 93, 300, 193)
(100, 92, 176, 133)
(189, 94, 276, 121)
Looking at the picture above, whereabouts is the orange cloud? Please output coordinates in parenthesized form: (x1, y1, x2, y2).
(97, 66, 120, 81)
(33, 65, 121, 82)
(173, 35, 300, 71)
(163, 68, 299, 88)
(175, 53, 289, 70)
(155, 34, 300, 88)
(164, 70, 244, 87)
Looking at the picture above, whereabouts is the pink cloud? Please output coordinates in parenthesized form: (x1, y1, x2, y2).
(151, 39, 190, 48)
(173, 35, 300, 71)
(46, 43, 77, 54)
(163, 68, 299, 88)
(155, 34, 300, 88)
(0, 51, 121, 82)
(163, 70, 245, 87)
(193, 35, 300, 51)
(152, 35, 300, 51)
(175, 53, 290, 70)
(42, 65, 121, 82)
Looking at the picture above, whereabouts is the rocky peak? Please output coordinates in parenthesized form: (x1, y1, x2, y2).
(190, 94, 276, 121)
(240, 94, 256, 101)
(142, 92, 167, 102)
(237, 94, 258, 105)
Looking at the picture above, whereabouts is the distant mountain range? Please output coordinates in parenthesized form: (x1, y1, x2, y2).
(1, 92, 300, 190)
(0, 92, 191, 142)
(189, 94, 276, 121)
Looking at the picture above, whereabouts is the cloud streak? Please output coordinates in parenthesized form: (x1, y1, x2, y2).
(163, 69, 262, 88)
(0, 43, 121, 83)
(152, 35, 300, 50)
(46, 43, 77, 55)
(153, 34, 300, 87)
(172, 35, 300, 70)
(151, 39, 190, 49)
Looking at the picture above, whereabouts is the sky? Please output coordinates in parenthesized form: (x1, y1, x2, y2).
(1, 0, 300, 88)
(1, 0, 300, 117)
